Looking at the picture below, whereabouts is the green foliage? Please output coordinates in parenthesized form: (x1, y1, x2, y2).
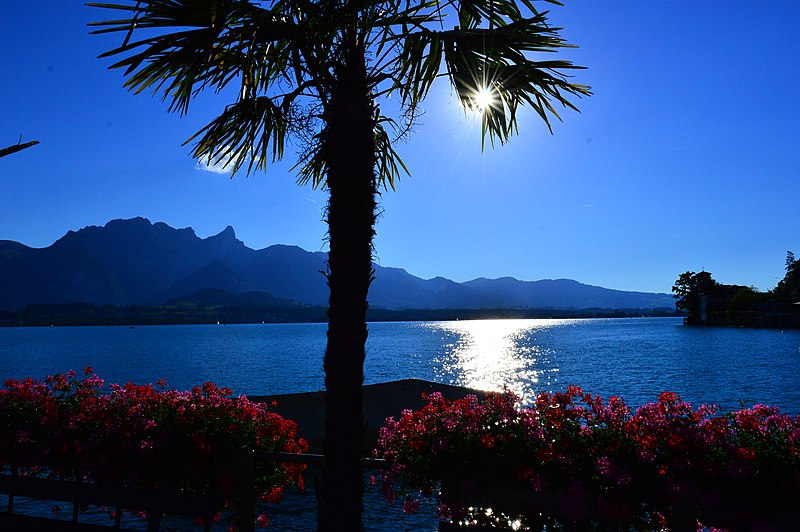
(727, 286, 770, 311)
(671, 271, 716, 316)
(774, 250, 800, 302)
(674, 252, 800, 328)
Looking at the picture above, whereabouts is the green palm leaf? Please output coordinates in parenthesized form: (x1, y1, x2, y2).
(187, 96, 289, 175)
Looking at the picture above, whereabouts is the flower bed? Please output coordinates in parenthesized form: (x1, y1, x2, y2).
(376, 386, 800, 530)
(0, 368, 307, 529)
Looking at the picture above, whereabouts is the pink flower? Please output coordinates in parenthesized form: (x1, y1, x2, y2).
(437, 503, 452, 520)
(596, 456, 611, 476)
(262, 486, 284, 504)
(402, 498, 419, 514)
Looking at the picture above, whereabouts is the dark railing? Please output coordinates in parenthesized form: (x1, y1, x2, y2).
(0, 451, 386, 532)
(0, 474, 220, 531)
(5, 452, 794, 531)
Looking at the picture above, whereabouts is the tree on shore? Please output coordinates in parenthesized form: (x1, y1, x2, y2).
(89, 0, 589, 528)
(774, 251, 799, 302)
(672, 270, 717, 323)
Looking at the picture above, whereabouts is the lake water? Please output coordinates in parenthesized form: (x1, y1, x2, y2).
(2, 317, 800, 530)
(2, 317, 800, 413)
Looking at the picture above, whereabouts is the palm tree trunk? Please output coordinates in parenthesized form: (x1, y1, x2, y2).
(318, 47, 376, 531)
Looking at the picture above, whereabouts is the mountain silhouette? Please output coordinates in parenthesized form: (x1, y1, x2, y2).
(0, 218, 675, 311)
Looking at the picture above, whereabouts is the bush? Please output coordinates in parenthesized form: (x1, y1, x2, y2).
(0, 368, 307, 529)
(376, 387, 800, 530)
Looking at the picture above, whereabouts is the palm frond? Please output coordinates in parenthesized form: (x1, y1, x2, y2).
(393, 29, 443, 105)
(89, 0, 298, 115)
(457, 0, 525, 29)
(295, 115, 409, 191)
(376, 1, 588, 149)
(436, 12, 590, 147)
(374, 117, 410, 190)
(91, 0, 589, 182)
(187, 96, 289, 176)
(0, 139, 40, 159)
(293, 137, 327, 189)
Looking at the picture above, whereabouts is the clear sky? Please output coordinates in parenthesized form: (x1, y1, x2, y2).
(2, 2, 799, 295)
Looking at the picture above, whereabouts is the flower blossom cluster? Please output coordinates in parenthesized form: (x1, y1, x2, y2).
(0, 368, 307, 529)
(376, 386, 800, 530)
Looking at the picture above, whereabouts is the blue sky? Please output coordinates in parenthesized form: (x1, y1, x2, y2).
(2, 2, 798, 295)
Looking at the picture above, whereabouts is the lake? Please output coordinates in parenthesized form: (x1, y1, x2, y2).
(2, 317, 800, 530)
(2, 317, 799, 413)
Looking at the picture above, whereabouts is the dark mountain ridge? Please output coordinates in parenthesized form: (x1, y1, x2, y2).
(0, 218, 675, 312)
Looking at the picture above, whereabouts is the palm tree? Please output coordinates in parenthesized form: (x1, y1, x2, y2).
(89, 0, 589, 529)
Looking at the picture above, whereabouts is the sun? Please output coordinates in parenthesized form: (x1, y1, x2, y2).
(472, 86, 495, 112)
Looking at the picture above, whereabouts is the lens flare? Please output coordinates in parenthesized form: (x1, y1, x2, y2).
(472, 86, 495, 112)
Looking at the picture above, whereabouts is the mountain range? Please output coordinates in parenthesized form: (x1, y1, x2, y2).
(0, 218, 675, 312)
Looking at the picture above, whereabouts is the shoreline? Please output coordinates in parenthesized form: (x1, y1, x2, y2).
(0, 304, 681, 327)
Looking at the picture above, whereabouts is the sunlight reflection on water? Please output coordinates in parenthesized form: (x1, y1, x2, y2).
(424, 319, 569, 402)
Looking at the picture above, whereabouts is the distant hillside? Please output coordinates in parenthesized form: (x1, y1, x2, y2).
(165, 288, 300, 308)
(0, 218, 675, 312)
(463, 277, 674, 310)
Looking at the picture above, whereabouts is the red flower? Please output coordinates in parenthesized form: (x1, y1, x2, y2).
(0, 371, 307, 525)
